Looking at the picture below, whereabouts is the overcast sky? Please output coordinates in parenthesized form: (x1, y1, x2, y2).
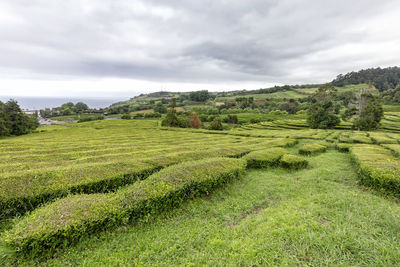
(1, 0, 400, 98)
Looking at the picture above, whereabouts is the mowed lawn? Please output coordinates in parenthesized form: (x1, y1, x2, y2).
(17, 151, 400, 266)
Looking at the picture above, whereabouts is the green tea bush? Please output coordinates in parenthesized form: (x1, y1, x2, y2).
(77, 115, 104, 123)
(244, 147, 286, 168)
(335, 143, 351, 152)
(351, 145, 400, 195)
(298, 143, 327, 155)
(280, 154, 308, 170)
(381, 144, 400, 157)
(0, 161, 159, 219)
(3, 157, 246, 256)
(0, 143, 256, 219)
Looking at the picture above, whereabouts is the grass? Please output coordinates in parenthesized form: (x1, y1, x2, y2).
(7, 151, 400, 266)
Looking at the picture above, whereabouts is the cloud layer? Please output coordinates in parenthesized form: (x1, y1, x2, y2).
(0, 0, 400, 96)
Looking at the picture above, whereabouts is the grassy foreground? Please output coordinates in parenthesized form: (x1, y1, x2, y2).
(10, 151, 400, 266)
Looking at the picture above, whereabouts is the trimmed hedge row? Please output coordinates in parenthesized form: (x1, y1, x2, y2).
(244, 148, 286, 168)
(2, 157, 247, 256)
(0, 161, 158, 219)
(0, 145, 255, 219)
(381, 144, 400, 157)
(298, 143, 327, 155)
(280, 154, 308, 170)
(335, 143, 351, 153)
(350, 145, 400, 195)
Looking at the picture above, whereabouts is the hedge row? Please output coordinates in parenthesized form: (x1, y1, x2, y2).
(335, 143, 351, 153)
(280, 154, 308, 170)
(0, 161, 158, 219)
(244, 148, 287, 168)
(0, 143, 258, 219)
(298, 143, 327, 155)
(2, 157, 247, 256)
(350, 145, 400, 195)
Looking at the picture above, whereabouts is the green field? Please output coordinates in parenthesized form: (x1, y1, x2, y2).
(1, 117, 400, 265)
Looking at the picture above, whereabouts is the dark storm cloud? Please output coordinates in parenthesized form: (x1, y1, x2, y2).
(0, 0, 400, 86)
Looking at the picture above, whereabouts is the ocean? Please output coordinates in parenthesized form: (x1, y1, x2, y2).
(0, 96, 126, 110)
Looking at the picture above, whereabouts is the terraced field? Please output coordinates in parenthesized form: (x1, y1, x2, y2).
(2, 117, 400, 265)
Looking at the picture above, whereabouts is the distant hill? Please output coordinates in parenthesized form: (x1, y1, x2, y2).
(332, 66, 400, 91)
(108, 66, 400, 110)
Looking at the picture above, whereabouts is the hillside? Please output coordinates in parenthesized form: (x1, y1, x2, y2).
(109, 66, 400, 112)
(332, 66, 400, 91)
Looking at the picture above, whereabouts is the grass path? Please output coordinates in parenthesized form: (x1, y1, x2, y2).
(11, 151, 400, 266)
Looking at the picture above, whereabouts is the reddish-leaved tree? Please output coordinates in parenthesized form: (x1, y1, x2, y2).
(190, 113, 201, 129)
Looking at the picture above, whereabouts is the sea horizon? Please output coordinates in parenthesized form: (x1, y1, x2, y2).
(0, 96, 127, 110)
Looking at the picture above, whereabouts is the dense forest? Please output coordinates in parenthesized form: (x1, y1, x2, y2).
(332, 66, 400, 91)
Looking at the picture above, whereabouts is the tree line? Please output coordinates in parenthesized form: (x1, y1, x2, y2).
(332, 66, 400, 92)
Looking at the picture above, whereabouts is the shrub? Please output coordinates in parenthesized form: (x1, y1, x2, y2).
(335, 143, 351, 152)
(350, 145, 400, 195)
(189, 113, 201, 129)
(3, 158, 246, 255)
(298, 143, 327, 155)
(0, 144, 254, 219)
(77, 115, 104, 123)
(244, 147, 286, 168)
(0, 161, 159, 219)
(144, 112, 162, 118)
(269, 110, 288, 116)
(209, 117, 223, 130)
(280, 154, 308, 170)
(121, 114, 131, 120)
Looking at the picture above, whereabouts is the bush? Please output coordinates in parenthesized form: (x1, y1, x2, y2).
(77, 115, 104, 123)
(209, 117, 223, 130)
(0, 161, 159, 219)
(350, 145, 400, 195)
(280, 154, 308, 170)
(336, 143, 351, 152)
(269, 110, 288, 116)
(0, 144, 254, 219)
(3, 157, 246, 255)
(244, 147, 286, 168)
(298, 143, 327, 155)
(121, 114, 131, 120)
(144, 112, 162, 118)
(250, 118, 261, 124)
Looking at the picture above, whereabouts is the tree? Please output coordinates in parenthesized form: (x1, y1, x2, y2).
(306, 84, 340, 129)
(189, 113, 201, 129)
(161, 99, 181, 127)
(75, 102, 89, 113)
(209, 117, 223, 130)
(307, 102, 340, 129)
(223, 115, 238, 124)
(343, 88, 384, 130)
(189, 90, 210, 102)
(153, 102, 167, 114)
(62, 107, 73, 116)
(0, 100, 39, 136)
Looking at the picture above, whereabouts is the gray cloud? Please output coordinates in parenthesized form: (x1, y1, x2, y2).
(0, 0, 400, 92)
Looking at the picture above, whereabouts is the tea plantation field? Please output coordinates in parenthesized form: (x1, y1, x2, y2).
(1, 118, 400, 265)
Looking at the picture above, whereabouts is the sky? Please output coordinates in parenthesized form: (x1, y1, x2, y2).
(0, 0, 400, 98)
